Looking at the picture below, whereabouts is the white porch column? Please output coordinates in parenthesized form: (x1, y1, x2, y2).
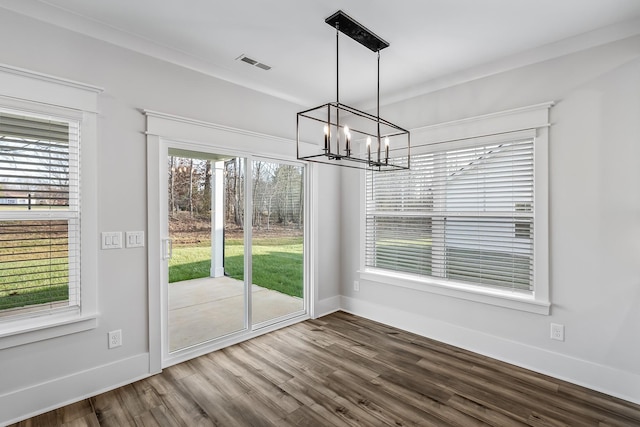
(210, 161, 225, 277)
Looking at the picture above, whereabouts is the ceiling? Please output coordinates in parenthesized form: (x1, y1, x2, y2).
(2, 1, 640, 108)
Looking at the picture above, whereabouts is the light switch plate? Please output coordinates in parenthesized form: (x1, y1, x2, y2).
(125, 231, 145, 248)
(101, 232, 122, 249)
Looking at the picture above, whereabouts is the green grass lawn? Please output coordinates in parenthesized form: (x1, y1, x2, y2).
(168, 246, 214, 283)
(0, 243, 70, 311)
(0, 285, 68, 311)
(169, 236, 303, 298)
(0, 235, 303, 311)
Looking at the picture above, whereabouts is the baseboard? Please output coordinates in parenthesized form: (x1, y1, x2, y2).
(340, 296, 640, 405)
(314, 295, 341, 318)
(0, 353, 151, 426)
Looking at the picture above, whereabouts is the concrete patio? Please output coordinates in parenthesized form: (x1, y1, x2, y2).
(168, 275, 303, 351)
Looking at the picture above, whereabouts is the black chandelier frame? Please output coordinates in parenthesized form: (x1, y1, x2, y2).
(296, 10, 411, 171)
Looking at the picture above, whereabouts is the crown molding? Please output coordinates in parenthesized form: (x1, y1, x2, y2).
(0, 63, 103, 94)
(143, 109, 293, 145)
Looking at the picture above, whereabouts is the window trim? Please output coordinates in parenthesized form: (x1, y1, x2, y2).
(359, 102, 552, 315)
(0, 64, 102, 348)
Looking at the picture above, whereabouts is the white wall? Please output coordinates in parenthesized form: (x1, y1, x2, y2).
(0, 9, 340, 424)
(341, 34, 640, 403)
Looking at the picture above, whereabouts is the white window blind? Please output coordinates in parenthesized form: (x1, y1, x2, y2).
(366, 137, 534, 292)
(0, 109, 80, 318)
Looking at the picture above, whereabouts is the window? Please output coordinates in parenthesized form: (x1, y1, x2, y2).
(0, 110, 80, 319)
(366, 137, 534, 291)
(0, 64, 100, 348)
(361, 102, 552, 313)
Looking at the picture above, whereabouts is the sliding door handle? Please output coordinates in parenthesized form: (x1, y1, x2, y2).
(162, 238, 173, 260)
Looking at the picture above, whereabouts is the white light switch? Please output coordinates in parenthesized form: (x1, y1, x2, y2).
(125, 231, 145, 248)
(101, 232, 123, 249)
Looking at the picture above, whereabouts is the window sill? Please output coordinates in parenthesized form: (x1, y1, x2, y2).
(359, 269, 550, 315)
(0, 310, 99, 350)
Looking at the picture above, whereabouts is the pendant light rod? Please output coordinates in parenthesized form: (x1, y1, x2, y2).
(335, 23, 340, 152)
(336, 24, 339, 105)
(377, 51, 380, 120)
(377, 50, 381, 163)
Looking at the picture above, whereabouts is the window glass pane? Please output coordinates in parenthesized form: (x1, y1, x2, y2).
(0, 111, 78, 211)
(366, 215, 432, 276)
(366, 138, 534, 292)
(167, 153, 247, 351)
(251, 161, 304, 326)
(443, 217, 533, 290)
(224, 157, 245, 282)
(0, 219, 77, 317)
(167, 156, 213, 284)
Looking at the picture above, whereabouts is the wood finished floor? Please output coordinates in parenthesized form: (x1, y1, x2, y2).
(11, 311, 640, 426)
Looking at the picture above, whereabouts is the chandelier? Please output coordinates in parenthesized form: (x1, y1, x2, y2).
(296, 10, 410, 171)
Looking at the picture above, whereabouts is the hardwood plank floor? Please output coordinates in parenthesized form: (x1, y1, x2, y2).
(11, 312, 640, 426)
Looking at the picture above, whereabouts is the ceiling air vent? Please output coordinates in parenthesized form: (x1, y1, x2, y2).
(236, 54, 271, 71)
(240, 56, 257, 65)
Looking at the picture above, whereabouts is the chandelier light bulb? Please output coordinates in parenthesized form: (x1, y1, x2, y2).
(323, 125, 329, 151)
(384, 137, 390, 164)
(344, 125, 351, 155)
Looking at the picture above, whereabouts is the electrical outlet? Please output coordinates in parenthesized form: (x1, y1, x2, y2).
(353, 280, 360, 291)
(108, 329, 122, 348)
(550, 323, 564, 341)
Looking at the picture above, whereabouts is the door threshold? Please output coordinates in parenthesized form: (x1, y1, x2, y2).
(162, 313, 309, 368)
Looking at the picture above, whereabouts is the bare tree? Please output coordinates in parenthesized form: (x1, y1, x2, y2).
(168, 156, 176, 214)
(223, 158, 244, 227)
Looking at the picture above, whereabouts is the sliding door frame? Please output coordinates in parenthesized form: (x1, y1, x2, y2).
(145, 110, 314, 371)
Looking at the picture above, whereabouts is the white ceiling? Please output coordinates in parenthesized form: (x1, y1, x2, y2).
(2, 0, 640, 108)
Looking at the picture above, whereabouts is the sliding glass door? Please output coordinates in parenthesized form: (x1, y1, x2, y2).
(166, 151, 246, 351)
(251, 160, 305, 327)
(162, 146, 306, 356)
